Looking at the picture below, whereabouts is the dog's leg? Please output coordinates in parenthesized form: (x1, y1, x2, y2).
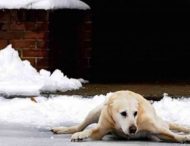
(71, 106, 113, 142)
(169, 122, 190, 133)
(156, 128, 190, 143)
(71, 125, 110, 141)
(143, 122, 190, 143)
(51, 105, 102, 134)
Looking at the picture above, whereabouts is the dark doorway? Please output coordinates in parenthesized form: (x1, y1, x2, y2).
(49, 10, 89, 78)
(87, 0, 190, 83)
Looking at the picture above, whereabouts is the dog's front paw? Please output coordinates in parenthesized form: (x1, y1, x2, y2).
(177, 135, 190, 143)
(71, 132, 89, 142)
(184, 135, 190, 143)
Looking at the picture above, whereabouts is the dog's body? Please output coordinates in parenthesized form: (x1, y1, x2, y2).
(52, 90, 190, 143)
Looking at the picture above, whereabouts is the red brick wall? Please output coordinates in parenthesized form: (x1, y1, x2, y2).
(0, 10, 49, 70)
(0, 10, 92, 78)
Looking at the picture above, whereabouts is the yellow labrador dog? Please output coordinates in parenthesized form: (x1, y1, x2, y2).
(51, 90, 190, 143)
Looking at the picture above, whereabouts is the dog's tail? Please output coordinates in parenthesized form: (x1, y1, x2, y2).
(169, 122, 190, 133)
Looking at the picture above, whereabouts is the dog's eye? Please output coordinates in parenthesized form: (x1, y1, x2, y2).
(120, 111, 127, 117)
(133, 111, 137, 117)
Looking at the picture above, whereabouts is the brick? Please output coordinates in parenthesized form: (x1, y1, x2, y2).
(25, 22, 36, 31)
(35, 11, 49, 22)
(37, 40, 48, 49)
(36, 58, 49, 69)
(10, 22, 25, 31)
(24, 22, 49, 32)
(0, 22, 9, 31)
(11, 10, 48, 22)
(35, 22, 49, 31)
(23, 10, 49, 22)
(10, 39, 36, 48)
(10, 10, 20, 22)
(0, 40, 8, 48)
(16, 10, 29, 22)
(24, 32, 48, 39)
(0, 11, 10, 22)
(0, 32, 24, 39)
(22, 49, 49, 58)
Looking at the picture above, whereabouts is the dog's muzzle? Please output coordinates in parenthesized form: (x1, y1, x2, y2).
(129, 125, 137, 134)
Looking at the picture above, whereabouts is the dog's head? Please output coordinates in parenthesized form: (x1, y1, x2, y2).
(108, 91, 139, 136)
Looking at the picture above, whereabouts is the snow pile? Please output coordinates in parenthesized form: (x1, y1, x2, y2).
(0, 0, 90, 10)
(0, 94, 190, 128)
(0, 95, 106, 128)
(153, 94, 190, 126)
(0, 45, 83, 96)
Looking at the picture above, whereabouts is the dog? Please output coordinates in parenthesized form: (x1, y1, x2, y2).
(51, 90, 190, 143)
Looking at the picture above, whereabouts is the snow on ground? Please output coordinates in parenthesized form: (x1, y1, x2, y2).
(153, 94, 190, 126)
(0, 45, 84, 96)
(0, 0, 90, 10)
(0, 95, 106, 128)
(0, 45, 189, 129)
(0, 94, 190, 129)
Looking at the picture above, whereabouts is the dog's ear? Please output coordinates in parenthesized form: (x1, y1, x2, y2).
(137, 100, 143, 114)
(136, 100, 144, 126)
(105, 95, 115, 106)
(105, 101, 113, 111)
(105, 102, 116, 128)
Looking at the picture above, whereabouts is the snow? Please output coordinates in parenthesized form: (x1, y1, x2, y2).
(0, 95, 106, 128)
(153, 94, 190, 126)
(0, 0, 90, 10)
(0, 45, 84, 96)
(0, 45, 189, 130)
(0, 94, 190, 129)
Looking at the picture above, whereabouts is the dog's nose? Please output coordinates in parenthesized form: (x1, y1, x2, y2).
(129, 125, 137, 134)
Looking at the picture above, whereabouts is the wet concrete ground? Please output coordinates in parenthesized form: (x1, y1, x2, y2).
(0, 123, 190, 146)
(63, 83, 190, 100)
(1, 83, 190, 146)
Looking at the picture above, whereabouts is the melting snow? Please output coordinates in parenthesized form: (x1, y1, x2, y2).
(0, 45, 84, 96)
(153, 94, 190, 126)
(0, 95, 106, 128)
(0, 94, 190, 129)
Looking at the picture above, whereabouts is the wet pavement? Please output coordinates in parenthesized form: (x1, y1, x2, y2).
(63, 83, 190, 100)
(1, 83, 190, 146)
(0, 123, 190, 146)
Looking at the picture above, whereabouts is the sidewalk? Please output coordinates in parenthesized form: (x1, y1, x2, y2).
(62, 83, 190, 100)
(0, 123, 188, 146)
